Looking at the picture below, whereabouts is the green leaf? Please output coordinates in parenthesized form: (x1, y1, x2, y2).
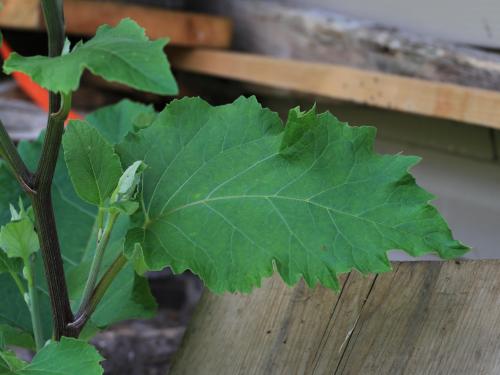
(110, 161, 145, 215)
(63, 120, 123, 206)
(12, 338, 103, 375)
(0, 325, 35, 351)
(124, 228, 148, 275)
(86, 99, 157, 144)
(0, 218, 38, 263)
(4, 18, 178, 95)
(117, 96, 468, 292)
(0, 350, 25, 374)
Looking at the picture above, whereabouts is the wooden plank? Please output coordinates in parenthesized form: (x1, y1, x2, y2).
(170, 49, 500, 130)
(0, 0, 40, 29)
(193, 0, 500, 91)
(0, 1, 232, 48)
(63, 1, 232, 48)
(338, 261, 500, 374)
(169, 261, 500, 374)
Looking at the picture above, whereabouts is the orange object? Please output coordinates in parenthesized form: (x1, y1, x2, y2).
(0, 40, 82, 122)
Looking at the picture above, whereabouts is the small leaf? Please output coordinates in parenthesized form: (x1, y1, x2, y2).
(15, 338, 103, 375)
(0, 218, 38, 263)
(124, 228, 148, 275)
(63, 120, 123, 206)
(112, 161, 145, 200)
(4, 18, 178, 95)
(86, 99, 157, 145)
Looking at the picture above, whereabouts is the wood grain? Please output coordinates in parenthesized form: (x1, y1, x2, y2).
(0, 0, 232, 48)
(170, 49, 500, 130)
(169, 261, 500, 374)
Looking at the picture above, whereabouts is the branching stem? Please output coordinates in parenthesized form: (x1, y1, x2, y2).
(0, 120, 32, 189)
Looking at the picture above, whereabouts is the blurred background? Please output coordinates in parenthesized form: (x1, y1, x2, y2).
(0, 0, 499, 373)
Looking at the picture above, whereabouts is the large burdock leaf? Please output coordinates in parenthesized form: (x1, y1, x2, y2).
(3, 19, 178, 95)
(118, 96, 468, 292)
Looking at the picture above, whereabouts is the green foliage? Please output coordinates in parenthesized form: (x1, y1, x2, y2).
(3, 19, 178, 95)
(0, 325, 35, 352)
(117, 97, 467, 292)
(0, 9, 469, 373)
(86, 99, 157, 144)
(0, 216, 38, 263)
(0, 134, 156, 345)
(62, 121, 123, 206)
(0, 338, 103, 375)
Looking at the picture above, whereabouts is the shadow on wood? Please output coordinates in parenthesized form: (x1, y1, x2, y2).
(169, 261, 500, 374)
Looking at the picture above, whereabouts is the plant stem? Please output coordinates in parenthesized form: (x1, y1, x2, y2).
(0, 120, 32, 190)
(31, 193, 75, 339)
(28, 0, 76, 340)
(25, 256, 44, 351)
(78, 211, 119, 314)
(70, 254, 127, 334)
(96, 208, 105, 240)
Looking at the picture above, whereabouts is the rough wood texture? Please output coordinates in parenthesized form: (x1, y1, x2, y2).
(170, 49, 500, 130)
(189, 0, 500, 91)
(257, 0, 500, 48)
(169, 261, 500, 374)
(0, 0, 232, 48)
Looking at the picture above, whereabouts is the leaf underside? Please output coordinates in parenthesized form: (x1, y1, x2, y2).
(117, 96, 468, 292)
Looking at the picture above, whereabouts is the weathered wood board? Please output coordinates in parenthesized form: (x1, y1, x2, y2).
(0, 0, 232, 48)
(170, 49, 500, 130)
(189, 0, 500, 91)
(169, 261, 500, 374)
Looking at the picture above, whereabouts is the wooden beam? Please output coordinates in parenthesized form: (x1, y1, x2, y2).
(63, 1, 232, 48)
(0, 1, 232, 48)
(170, 49, 500, 130)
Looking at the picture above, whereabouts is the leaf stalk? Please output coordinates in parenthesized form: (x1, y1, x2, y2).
(70, 254, 127, 334)
(78, 210, 119, 315)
